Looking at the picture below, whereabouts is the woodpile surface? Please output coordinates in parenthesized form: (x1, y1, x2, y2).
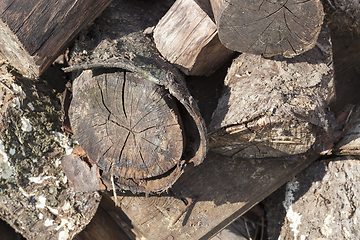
(0, 0, 112, 79)
(0, 0, 360, 239)
(65, 0, 207, 194)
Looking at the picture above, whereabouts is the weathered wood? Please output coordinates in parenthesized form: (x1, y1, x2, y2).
(70, 69, 184, 180)
(153, 0, 234, 76)
(106, 150, 319, 240)
(210, 0, 324, 57)
(0, 0, 112, 78)
(66, 0, 207, 194)
(264, 156, 360, 240)
(209, 25, 338, 159)
(0, 62, 101, 240)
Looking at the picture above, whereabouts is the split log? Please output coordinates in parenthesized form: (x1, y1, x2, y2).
(65, 0, 207, 194)
(209, 25, 338, 159)
(0, 0, 112, 79)
(264, 156, 360, 240)
(153, 0, 234, 76)
(210, 0, 324, 57)
(0, 62, 100, 239)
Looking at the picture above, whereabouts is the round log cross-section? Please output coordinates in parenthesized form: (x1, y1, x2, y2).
(69, 68, 184, 180)
(210, 0, 324, 57)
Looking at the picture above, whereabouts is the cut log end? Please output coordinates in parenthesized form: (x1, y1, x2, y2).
(69, 68, 184, 180)
(211, 0, 324, 57)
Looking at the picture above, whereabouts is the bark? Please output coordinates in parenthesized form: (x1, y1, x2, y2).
(264, 157, 360, 240)
(153, 0, 234, 76)
(209, 24, 338, 159)
(0, 0, 112, 78)
(210, 0, 324, 57)
(0, 62, 100, 240)
(66, 0, 207, 194)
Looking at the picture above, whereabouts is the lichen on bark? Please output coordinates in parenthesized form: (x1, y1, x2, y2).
(0, 63, 100, 240)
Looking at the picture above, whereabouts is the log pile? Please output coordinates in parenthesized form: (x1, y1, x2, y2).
(0, 0, 359, 239)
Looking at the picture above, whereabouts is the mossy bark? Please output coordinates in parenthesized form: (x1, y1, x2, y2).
(0, 63, 100, 240)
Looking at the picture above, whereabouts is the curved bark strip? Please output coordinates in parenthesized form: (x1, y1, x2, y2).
(70, 69, 184, 180)
(66, 0, 207, 193)
(210, 0, 324, 57)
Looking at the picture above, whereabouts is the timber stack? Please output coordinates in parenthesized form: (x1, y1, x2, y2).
(0, 0, 354, 239)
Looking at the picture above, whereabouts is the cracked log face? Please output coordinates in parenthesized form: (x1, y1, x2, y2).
(210, 0, 324, 57)
(69, 68, 184, 180)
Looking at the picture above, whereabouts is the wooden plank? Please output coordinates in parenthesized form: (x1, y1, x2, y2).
(108, 150, 319, 240)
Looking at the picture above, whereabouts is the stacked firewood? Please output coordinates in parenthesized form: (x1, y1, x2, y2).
(1, 0, 359, 239)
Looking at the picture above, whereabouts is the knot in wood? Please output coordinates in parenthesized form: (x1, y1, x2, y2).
(69, 68, 184, 179)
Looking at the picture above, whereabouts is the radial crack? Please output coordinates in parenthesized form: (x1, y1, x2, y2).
(122, 71, 127, 119)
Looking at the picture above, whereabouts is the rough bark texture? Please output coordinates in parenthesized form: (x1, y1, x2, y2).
(0, 62, 100, 239)
(67, 0, 207, 194)
(210, 0, 324, 57)
(0, 0, 112, 79)
(264, 157, 360, 240)
(324, 0, 360, 32)
(209, 24, 337, 159)
(154, 0, 234, 76)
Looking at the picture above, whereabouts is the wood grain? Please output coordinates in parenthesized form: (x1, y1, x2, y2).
(107, 150, 319, 239)
(0, 0, 112, 78)
(69, 69, 184, 180)
(154, 0, 233, 76)
(210, 0, 324, 57)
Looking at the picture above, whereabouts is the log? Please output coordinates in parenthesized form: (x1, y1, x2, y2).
(65, 0, 207, 194)
(264, 156, 360, 240)
(210, 0, 325, 57)
(209, 24, 338, 159)
(0, 0, 112, 79)
(0, 62, 100, 239)
(153, 0, 234, 76)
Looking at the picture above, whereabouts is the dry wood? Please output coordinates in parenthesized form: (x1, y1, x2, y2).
(154, 0, 234, 76)
(70, 69, 184, 180)
(210, 0, 324, 57)
(209, 24, 338, 159)
(0, 0, 112, 78)
(0, 62, 100, 240)
(67, 0, 207, 194)
(106, 150, 320, 240)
